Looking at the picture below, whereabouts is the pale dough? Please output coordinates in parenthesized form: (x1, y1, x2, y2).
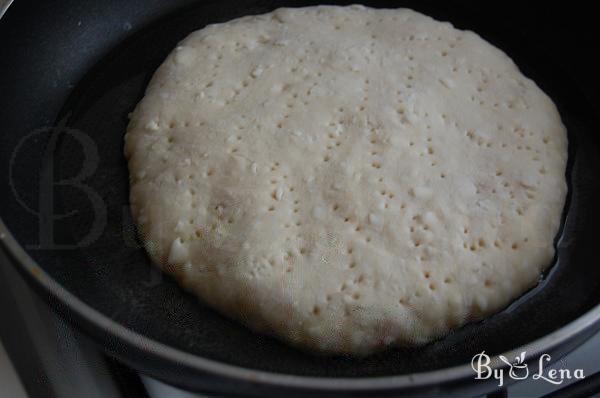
(125, 5, 568, 354)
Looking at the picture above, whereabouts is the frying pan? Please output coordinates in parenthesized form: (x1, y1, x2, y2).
(1, 0, 600, 396)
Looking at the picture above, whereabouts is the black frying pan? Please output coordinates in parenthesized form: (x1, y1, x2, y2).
(1, 0, 600, 396)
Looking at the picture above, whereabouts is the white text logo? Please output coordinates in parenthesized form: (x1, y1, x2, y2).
(471, 351, 585, 387)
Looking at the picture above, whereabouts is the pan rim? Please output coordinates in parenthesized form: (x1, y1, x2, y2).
(2, 217, 600, 392)
(2, 0, 600, 393)
(0, 0, 13, 18)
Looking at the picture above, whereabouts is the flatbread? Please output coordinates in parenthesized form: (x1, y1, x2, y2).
(124, 5, 568, 354)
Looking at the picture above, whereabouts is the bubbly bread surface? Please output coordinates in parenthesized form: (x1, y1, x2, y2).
(125, 5, 568, 354)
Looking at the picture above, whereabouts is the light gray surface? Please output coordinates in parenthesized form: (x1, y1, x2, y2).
(142, 377, 213, 398)
(0, 0, 14, 18)
(0, 341, 27, 398)
(0, 249, 122, 398)
(0, 3, 27, 398)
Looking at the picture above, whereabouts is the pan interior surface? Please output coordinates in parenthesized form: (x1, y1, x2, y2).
(1, 0, 600, 379)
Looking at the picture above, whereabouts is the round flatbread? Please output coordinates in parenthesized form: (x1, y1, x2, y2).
(125, 5, 568, 354)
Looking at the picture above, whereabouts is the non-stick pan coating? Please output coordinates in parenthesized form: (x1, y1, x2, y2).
(1, 0, 600, 392)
